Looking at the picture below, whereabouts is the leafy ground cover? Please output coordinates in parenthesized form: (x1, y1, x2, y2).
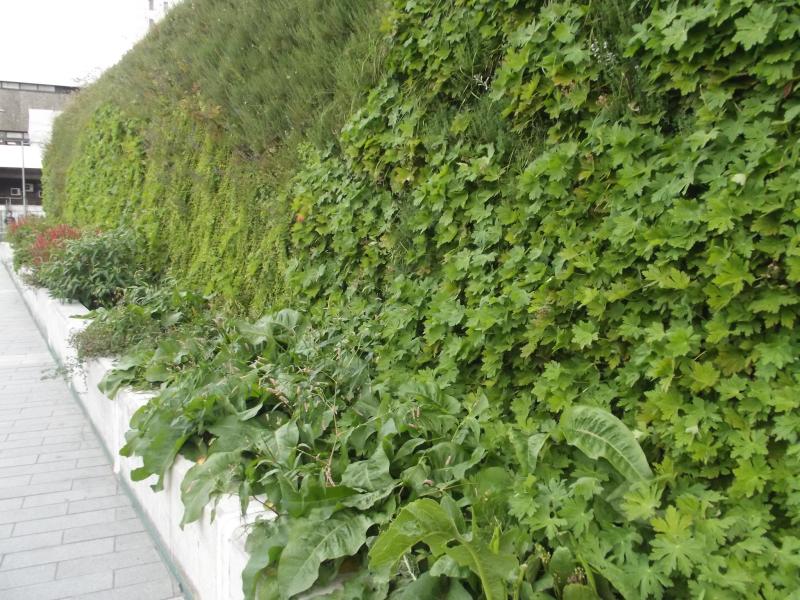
(71, 279, 210, 361)
(32, 0, 800, 598)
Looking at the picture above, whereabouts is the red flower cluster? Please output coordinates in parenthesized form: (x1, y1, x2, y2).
(30, 224, 82, 265)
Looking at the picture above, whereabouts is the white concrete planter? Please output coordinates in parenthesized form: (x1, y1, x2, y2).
(0, 243, 268, 600)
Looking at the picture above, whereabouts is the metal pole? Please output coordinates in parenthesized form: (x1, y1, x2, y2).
(21, 138, 27, 217)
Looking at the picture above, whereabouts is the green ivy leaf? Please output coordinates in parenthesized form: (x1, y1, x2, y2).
(572, 321, 599, 349)
(650, 506, 705, 577)
(733, 5, 777, 50)
(689, 362, 719, 391)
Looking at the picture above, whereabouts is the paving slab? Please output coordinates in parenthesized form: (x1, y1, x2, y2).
(0, 263, 185, 599)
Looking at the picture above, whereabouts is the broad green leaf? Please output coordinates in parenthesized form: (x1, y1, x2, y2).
(122, 406, 189, 492)
(242, 520, 287, 600)
(560, 406, 652, 482)
(277, 513, 372, 598)
(370, 499, 516, 600)
(562, 584, 601, 600)
(180, 450, 241, 526)
(341, 486, 395, 511)
(445, 543, 516, 600)
(369, 499, 459, 575)
(143, 362, 170, 383)
(283, 482, 357, 518)
(446, 581, 473, 600)
(527, 433, 548, 472)
(341, 445, 395, 492)
(237, 402, 263, 421)
(237, 309, 302, 346)
(98, 366, 136, 398)
(257, 421, 299, 468)
(389, 572, 445, 599)
(429, 555, 466, 578)
(548, 546, 576, 580)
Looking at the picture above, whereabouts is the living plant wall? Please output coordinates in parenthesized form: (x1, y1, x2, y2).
(43, 0, 800, 598)
(44, 0, 386, 313)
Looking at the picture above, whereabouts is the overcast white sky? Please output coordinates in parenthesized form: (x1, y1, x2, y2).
(0, 0, 149, 86)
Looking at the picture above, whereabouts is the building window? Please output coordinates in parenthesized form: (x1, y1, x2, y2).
(10, 188, 21, 197)
(37, 84, 55, 93)
(1, 81, 20, 90)
(20, 83, 37, 91)
(24, 183, 33, 193)
(149, 0, 154, 9)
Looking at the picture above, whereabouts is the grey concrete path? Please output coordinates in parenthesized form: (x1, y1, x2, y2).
(0, 264, 184, 599)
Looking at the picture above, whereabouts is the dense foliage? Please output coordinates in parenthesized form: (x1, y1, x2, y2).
(6, 222, 150, 309)
(39, 0, 800, 599)
(71, 279, 210, 361)
(27, 223, 82, 267)
(37, 228, 148, 308)
(43, 0, 385, 313)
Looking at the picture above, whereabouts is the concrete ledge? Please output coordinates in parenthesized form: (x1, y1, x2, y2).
(1, 243, 267, 600)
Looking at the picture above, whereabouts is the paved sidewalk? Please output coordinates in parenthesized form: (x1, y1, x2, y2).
(0, 264, 184, 599)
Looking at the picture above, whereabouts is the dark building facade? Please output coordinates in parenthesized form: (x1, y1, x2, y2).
(0, 80, 78, 213)
(0, 166, 42, 204)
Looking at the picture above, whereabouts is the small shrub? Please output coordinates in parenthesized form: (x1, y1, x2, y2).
(6, 216, 51, 269)
(38, 228, 148, 308)
(29, 224, 82, 266)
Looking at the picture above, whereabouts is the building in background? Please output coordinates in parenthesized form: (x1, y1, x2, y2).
(147, 0, 180, 28)
(0, 80, 78, 218)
